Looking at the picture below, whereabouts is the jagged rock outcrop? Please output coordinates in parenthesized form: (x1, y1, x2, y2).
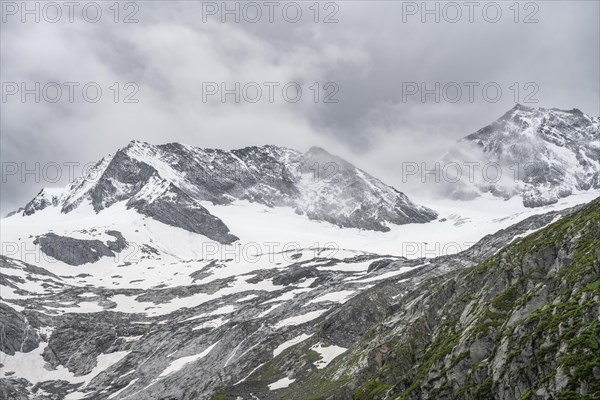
(0, 304, 41, 356)
(33, 232, 127, 266)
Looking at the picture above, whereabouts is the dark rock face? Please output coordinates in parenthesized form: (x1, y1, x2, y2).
(87, 149, 158, 213)
(0, 255, 62, 280)
(271, 266, 318, 286)
(33, 232, 126, 266)
(0, 303, 40, 355)
(42, 315, 128, 376)
(127, 182, 238, 244)
(23, 191, 59, 216)
(367, 258, 394, 273)
(439, 105, 600, 207)
(105, 231, 128, 252)
(319, 287, 397, 349)
(0, 378, 31, 400)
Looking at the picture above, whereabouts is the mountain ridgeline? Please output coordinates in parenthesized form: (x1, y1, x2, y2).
(18, 142, 438, 242)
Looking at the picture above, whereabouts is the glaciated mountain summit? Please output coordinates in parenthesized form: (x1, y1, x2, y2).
(440, 104, 600, 207)
(17, 141, 437, 242)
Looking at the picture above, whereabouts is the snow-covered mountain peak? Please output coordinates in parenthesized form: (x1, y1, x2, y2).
(469, 105, 598, 143)
(14, 142, 437, 242)
(441, 105, 599, 207)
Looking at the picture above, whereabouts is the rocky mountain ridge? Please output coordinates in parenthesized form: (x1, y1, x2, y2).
(15, 142, 437, 242)
(439, 104, 599, 207)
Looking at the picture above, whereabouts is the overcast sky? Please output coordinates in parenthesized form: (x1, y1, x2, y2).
(1, 0, 599, 214)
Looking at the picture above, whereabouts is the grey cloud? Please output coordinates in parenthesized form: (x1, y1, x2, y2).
(1, 0, 598, 214)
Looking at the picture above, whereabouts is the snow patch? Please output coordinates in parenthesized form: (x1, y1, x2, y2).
(310, 343, 347, 369)
(274, 309, 329, 330)
(268, 376, 295, 390)
(159, 341, 219, 377)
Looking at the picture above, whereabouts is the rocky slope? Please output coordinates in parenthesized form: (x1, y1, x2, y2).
(15, 141, 437, 240)
(439, 105, 599, 207)
(242, 197, 599, 400)
(1, 196, 593, 400)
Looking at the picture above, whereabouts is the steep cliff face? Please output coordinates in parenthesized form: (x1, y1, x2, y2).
(235, 197, 599, 400)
